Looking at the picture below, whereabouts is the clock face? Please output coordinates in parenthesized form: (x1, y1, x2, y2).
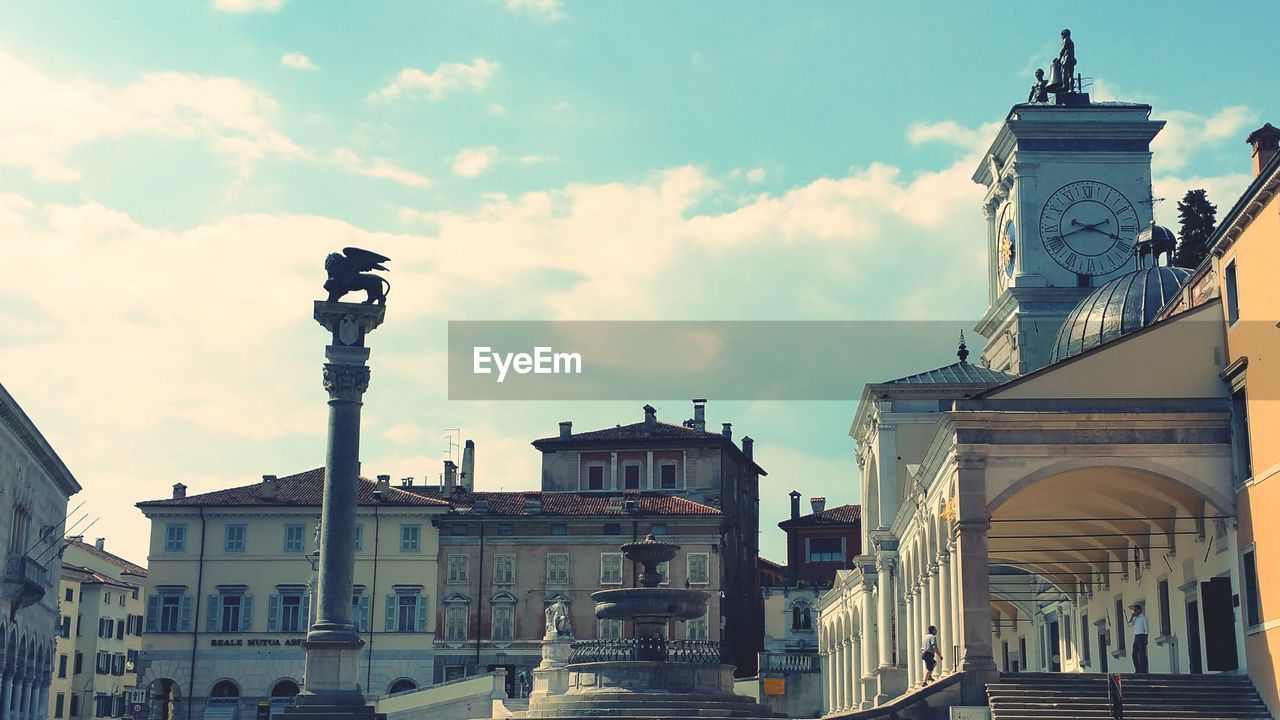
(1000, 215, 1017, 278)
(1039, 181, 1138, 276)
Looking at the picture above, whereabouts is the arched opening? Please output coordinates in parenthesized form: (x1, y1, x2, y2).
(206, 680, 241, 720)
(148, 679, 181, 720)
(268, 679, 300, 718)
(388, 678, 417, 695)
(210, 680, 240, 698)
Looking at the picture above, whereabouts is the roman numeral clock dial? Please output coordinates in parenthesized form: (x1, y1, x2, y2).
(1038, 180, 1137, 276)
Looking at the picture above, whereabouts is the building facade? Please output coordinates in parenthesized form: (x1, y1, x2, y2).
(134, 470, 448, 720)
(778, 493, 861, 587)
(1, 381, 83, 720)
(408, 485, 723, 694)
(51, 539, 148, 720)
(531, 401, 766, 675)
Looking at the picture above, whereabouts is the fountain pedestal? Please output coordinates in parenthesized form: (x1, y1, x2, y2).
(530, 636, 573, 701)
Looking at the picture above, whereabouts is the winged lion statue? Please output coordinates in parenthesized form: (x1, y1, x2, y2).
(323, 247, 391, 304)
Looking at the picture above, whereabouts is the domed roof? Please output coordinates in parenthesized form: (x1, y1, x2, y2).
(1048, 265, 1192, 363)
(1134, 222, 1176, 250)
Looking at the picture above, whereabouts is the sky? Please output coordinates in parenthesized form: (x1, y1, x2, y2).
(1, 0, 1276, 567)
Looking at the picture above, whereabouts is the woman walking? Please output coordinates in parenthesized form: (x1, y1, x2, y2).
(921, 625, 942, 684)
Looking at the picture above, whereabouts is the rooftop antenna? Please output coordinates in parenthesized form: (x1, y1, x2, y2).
(442, 428, 460, 462)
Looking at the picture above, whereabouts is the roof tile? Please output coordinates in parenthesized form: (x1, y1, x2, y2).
(136, 468, 449, 509)
(411, 489, 721, 517)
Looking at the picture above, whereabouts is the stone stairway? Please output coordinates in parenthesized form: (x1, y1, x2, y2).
(987, 672, 1273, 720)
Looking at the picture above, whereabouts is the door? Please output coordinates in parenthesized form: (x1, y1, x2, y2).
(1098, 630, 1109, 673)
(1201, 577, 1240, 671)
(1186, 600, 1203, 674)
(1049, 621, 1061, 672)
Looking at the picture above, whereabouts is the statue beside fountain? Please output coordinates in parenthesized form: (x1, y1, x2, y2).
(519, 535, 777, 719)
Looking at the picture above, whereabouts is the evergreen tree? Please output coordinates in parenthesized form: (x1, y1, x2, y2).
(1173, 189, 1217, 269)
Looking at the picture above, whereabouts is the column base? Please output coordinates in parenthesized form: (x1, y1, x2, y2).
(874, 666, 906, 705)
(298, 639, 368, 708)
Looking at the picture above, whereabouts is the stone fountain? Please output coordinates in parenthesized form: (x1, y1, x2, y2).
(520, 535, 778, 719)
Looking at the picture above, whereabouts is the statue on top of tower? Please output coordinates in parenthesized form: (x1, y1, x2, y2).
(1058, 29, 1077, 93)
(1028, 68, 1049, 103)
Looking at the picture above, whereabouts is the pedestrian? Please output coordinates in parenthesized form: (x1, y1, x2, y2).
(1129, 603, 1149, 673)
(921, 625, 942, 684)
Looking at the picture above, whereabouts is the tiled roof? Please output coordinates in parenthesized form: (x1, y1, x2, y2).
(759, 557, 786, 571)
(885, 361, 1016, 385)
(410, 489, 721, 517)
(66, 539, 147, 577)
(534, 421, 725, 444)
(779, 504, 861, 529)
(136, 468, 450, 509)
(62, 563, 133, 587)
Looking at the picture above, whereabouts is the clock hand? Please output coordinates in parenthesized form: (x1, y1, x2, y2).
(1062, 219, 1110, 238)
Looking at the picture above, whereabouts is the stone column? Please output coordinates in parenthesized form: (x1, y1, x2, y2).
(938, 548, 952, 676)
(1, 668, 12, 720)
(929, 562, 941, 672)
(875, 555, 895, 669)
(839, 640, 850, 712)
(822, 649, 833, 715)
(844, 638, 855, 709)
(295, 301, 386, 713)
(850, 635, 862, 709)
(905, 592, 917, 688)
(859, 595, 875, 709)
(36, 683, 48, 720)
(15, 675, 28, 720)
(955, 454, 997, 704)
(949, 534, 962, 671)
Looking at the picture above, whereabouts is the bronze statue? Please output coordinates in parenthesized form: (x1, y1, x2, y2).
(324, 247, 391, 304)
(1028, 68, 1049, 103)
(1058, 29, 1076, 93)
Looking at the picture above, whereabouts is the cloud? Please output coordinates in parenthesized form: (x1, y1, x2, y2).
(367, 59, 499, 103)
(907, 120, 997, 148)
(382, 423, 426, 446)
(280, 52, 317, 71)
(1152, 105, 1256, 172)
(212, 0, 286, 12)
(0, 47, 301, 181)
(505, 0, 565, 21)
(331, 147, 432, 187)
(745, 168, 766, 183)
(452, 146, 499, 177)
(519, 154, 556, 165)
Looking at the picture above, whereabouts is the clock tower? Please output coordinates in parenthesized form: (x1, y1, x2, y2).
(973, 102, 1165, 374)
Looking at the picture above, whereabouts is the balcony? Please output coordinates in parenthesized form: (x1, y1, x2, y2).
(3, 556, 49, 617)
(758, 652, 819, 673)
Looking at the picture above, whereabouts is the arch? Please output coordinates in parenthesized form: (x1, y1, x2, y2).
(210, 679, 241, 698)
(149, 678, 182, 720)
(387, 678, 417, 695)
(270, 679, 300, 698)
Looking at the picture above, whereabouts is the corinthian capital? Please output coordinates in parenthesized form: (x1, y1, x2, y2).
(323, 363, 371, 401)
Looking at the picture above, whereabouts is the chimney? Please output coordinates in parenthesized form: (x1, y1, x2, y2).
(721, 423, 732, 441)
(692, 399, 707, 432)
(523, 492, 541, 514)
(811, 496, 827, 515)
(559, 421, 573, 437)
(172, 483, 187, 500)
(1247, 123, 1280, 175)
(443, 460, 458, 489)
(260, 474, 277, 499)
(94, 538, 105, 552)
(400, 477, 414, 487)
(789, 491, 801, 520)
(69, 535, 84, 544)
(742, 436, 753, 462)
(461, 440, 475, 491)
(643, 404, 657, 435)
(376, 474, 391, 493)
(474, 497, 489, 514)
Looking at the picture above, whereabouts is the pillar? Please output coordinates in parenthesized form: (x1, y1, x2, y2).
(36, 683, 48, 720)
(938, 548, 953, 676)
(15, 675, 28, 720)
(955, 454, 997, 704)
(929, 561, 942, 673)
(906, 592, 918, 688)
(860, 596, 875, 708)
(950, 534, 962, 671)
(834, 641, 845, 712)
(1, 669, 13, 720)
(851, 635, 862, 708)
(876, 555, 895, 669)
(845, 638, 855, 709)
(298, 297, 387, 712)
(824, 648, 834, 715)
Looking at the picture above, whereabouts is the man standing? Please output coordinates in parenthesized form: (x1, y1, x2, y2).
(1058, 29, 1077, 93)
(1129, 604, 1149, 673)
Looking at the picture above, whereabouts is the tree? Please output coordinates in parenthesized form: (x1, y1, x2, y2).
(1173, 189, 1217, 269)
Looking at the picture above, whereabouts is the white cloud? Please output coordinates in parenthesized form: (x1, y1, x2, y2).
(907, 120, 998, 148)
(453, 146, 499, 177)
(367, 59, 499, 103)
(280, 52, 317, 71)
(330, 147, 432, 187)
(505, 0, 565, 21)
(745, 168, 767, 183)
(382, 423, 425, 446)
(212, 0, 286, 12)
(519, 154, 556, 165)
(0, 47, 301, 181)
(1152, 105, 1256, 172)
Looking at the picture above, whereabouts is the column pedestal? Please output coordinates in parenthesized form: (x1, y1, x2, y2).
(530, 637, 573, 701)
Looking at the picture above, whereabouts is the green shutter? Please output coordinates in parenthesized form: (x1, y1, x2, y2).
(145, 597, 160, 632)
(179, 596, 192, 632)
(301, 595, 312, 630)
(358, 595, 370, 632)
(267, 596, 280, 632)
(207, 596, 220, 633)
(240, 595, 253, 632)
(415, 595, 427, 633)
(385, 595, 396, 632)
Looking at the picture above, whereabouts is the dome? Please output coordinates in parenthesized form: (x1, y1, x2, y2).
(1048, 265, 1192, 363)
(1134, 222, 1177, 265)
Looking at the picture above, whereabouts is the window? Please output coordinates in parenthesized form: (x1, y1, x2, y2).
(660, 464, 677, 489)
(1233, 388, 1254, 480)
(623, 464, 641, 489)
(116, 620, 124, 640)
(688, 553, 710, 585)
(75, 653, 83, 675)
(269, 594, 308, 633)
(600, 553, 623, 585)
(96, 652, 110, 675)
(354, 524, 364, 553)
(1225, 260, 1240, 324)
(494, 554, 515, 584)
(209, 594, 252, 633)
(119, 594, 125, 607)
(70, 696, 80, 719)
(283, 524, 305, 553)
(650, 523, 667, 536)
(400, 524, 422, 552)
(599, 618, 623, 639)
(65, 588, 74, 602)
(551, 524, 567, 536)
(548, 553, 569, 584)
(60, 616, 71, 638)
(658, 561, 670, 585)
(447, 554, 469, 584)
(445, 606, 468, 641)
(687, 611, 709, 641)
(104, 591, 112, 606)
(398, 595, 418, 632)
(497, 524, 515, 536)
(224, 524, 246, 553)
(587, 465, 605, 490)
(1081, 613, 1091, 665)
(451, 523, 469, 536)
(55, 694, 64, 718)
(164, 524, 186, 553)
(126, 650, 138, 673)
(792, 604, 812, 630)
(808, 537, 843, 563)
(1114, 599, 1126, 651)
(111, 654, 125, 676)
(604, 523, 621, 535)
(491, 605, 514, 642)
(94, 694, 111, 718)
(352, 592, 371, 632)
(98, 618, 113, 639)
(1244, 550, 1262, 628)
(385, 593, 428, 633)
(58, 655, 68, 678)
(1158, 579, 1173, 635)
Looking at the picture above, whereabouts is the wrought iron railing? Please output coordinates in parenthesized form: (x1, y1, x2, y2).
(758, 652, 819, 673)
(568, 639, 728, 665)
(4, 556, 48, 587)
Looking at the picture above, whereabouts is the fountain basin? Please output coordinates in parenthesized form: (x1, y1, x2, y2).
(592, 588, 710, 622)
